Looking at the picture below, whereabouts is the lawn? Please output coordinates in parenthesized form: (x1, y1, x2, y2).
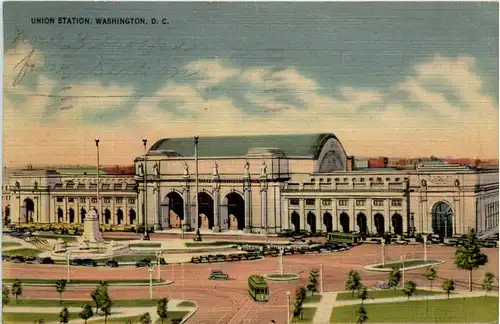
(91, 311, 188, 324)
(291, 307, 317, 323)
(2, 312, 79, 323)
(2, 248, 41, 257)
(177, 300, 197, 307)
(266, 274, 298, 279)
(336, 289, 444, 301)
(304, 295, 322, 303)
(374, 259, 439, 269)
(129, 243, 162, 248)
(7, 298, 166, 308)
(3, 278, 163, 285)
(330, 296, 499, 323)
(2, 242, 22, 248)
(34, 235, 76, 242)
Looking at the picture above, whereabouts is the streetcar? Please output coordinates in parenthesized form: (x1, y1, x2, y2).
(248, 275, 269, 302)
(327, 232, 361, 245)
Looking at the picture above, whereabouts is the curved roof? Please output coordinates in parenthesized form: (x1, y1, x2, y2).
(147, 133, 343, 159)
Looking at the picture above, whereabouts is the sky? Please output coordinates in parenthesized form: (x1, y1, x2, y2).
(3, 2, 499, 167)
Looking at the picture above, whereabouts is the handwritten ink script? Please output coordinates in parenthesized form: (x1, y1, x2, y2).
(10, 26, 200, 87)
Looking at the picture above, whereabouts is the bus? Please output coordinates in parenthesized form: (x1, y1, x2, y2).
(248, 275, 269, 302)
(327, 232, 361, 245)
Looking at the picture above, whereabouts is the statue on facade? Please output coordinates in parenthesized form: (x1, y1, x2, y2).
(183, 162, 189, 177)
(244, 161, 250, 178)
(212, 162, 219, 178)
(33, 181, 38, 190)
(137, 164, 144, 177)
(260, 161, 267, 178)
(15, 181, 20, 190)
(153, 162, 160, 177)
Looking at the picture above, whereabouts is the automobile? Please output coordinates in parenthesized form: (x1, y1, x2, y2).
(41, 257, 54, 264)
(191, 256, 201, 264)
(394, 239, 409, 245)
(215, 254, 226, 262)
(2, 255, 11, 261)
(208, 270, 229, 280)
(207, 255, 217, 263)
(246, 253, 259, 260)
(25, 256, 37, 264)
(70, 259, 83, 266)
(82, 259, 97, 267)
(373, 281, 391, 290)
(10, 256, 25, 263)
(277, 229, 295, 237)
(105, 260, 119, 267)
(228, 254, 241, 261)
(298, 247, 310, 254)
(135, 261, 150, 267)
(200, 256, 210, 263)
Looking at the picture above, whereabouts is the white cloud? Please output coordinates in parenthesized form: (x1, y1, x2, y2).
(3, 45, 498, 167)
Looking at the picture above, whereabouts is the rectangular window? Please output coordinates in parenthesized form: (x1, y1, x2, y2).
(91, 198, 97, 203)
(321, 199, 332, 206)
(128, 198, 136, 204)
(68, 198, 74, 203)
(79, 197, 86, 203)
(116, 197, 123, 204)
(373, 199, 384, 206)
(338, 199, 348, 206)
(356, 200, 365, 207)
(56, 197, 64, 203)
(289, 199, 299, 206)
(77, 183, 86, 189)
(305, 199, 315, 206)
(102, 184, 110, 190)
(391, 200, 402, 207)
(103, 197, 111, 204)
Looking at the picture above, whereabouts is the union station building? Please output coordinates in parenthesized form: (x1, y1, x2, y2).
(5, 133, 499, 237)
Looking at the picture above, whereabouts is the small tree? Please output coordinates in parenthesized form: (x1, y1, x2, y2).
(403, 280, 417, 301)
(79, 302, 94, 324)
(100, 292, 113, 324)
(307, 270, 318, 296)
(454, 229, 488, 291)
(55, 279, 68, 305)
(59, 307, 70, 324)
(293, 298, 304, 320)
(157, 297, 169, 324)
(2, 286, 10, 307)
(345, 270, 362, 296)
(388, 269, 401, 292)
(443, 279, 455, 299)
(357, 285, 368, 305)
(139, 312, 152, 324)
(355, 304, 368, 324)
(90, 282, 108, 314)
(424, 266, 436, 290)
(481, 272, 495, 296)
(11, 279, 23, 303)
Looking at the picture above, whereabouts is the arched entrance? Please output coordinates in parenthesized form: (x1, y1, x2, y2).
(392, 213, 403, 235)
(4, 205, 10, 224)
(23, 198, 35, 223)
(162, 192, 184, 228)
(129, 209, 136, 225)
(291, 211, 300, 232)
(198, 192, 214, 230)
(225, 192, 245, 230)
(340, 213, 349, 233)
(68, 208, 75, 223)
(323, 212, 333, 233)
(117, 209, 124, 225)
(374, 214, 385, 235)
(307, 212, 317, 233)
(80, 208, 86, 222)
(104, 209, 111, 224)
(57, 207, 63, 223)
(356, 213, 368, 235)
(432, 202, 453, 238)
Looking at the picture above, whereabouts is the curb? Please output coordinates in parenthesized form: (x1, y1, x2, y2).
(3, 280, 174, 288)
(263, 273, 300, 281)
(179, 301, 199, 324)
(363, 259, 443, 272)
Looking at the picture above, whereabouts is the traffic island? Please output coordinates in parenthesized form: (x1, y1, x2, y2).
(364, 259, 442, 272)
(263, 273, 300, 281)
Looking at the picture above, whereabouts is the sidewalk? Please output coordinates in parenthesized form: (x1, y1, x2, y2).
(310, 292, 337, 324)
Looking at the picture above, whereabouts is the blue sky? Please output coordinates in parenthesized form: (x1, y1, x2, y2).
(3, 2, 499, 166)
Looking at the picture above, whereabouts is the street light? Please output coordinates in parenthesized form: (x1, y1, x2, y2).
(279, 246, 285, 275)
(286, 291, 291, 324)
(381, 239, 386, 266)
(66, 251, 71, 283)
(400, 254, 405, 289)
(423, 235, 428, 262)
(95, 139, 101, 223)
(148, 265, 154, 299)
(320, 264, 324, 294)
(142, 139, 150, 241)
(156, 250, 163, 281)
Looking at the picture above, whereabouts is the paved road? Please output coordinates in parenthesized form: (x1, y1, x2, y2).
(4, 244, 498, 324)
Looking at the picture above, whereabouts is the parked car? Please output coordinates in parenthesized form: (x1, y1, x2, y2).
(10, 256, 25, 263)
(208, 270, 229, 280)
(25, 256, 37, 264)
(105, 260, 119, 267)
(82, 259, 97, 267)
(215, 254, 226, 262)
(41, 257, 54, 264)
(200, 256, 210, 263)
(135, 260, 150, 267)
(373, 281, 391, 290)
(277, 229, 295, 237)
(70, 259, 83, 266)
(394, 239, 409, 245)
(228, 254, 241, 261)
(191, 256, 201, 264)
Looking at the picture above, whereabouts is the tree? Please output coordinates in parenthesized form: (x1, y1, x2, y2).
(157, 297, 169, 324)
(357, 285, 368, 305)
(90, 282, 108, 314)
(481, 272, 495, 296)
(454, 229, 488, 291)
(293, 298, 304, 320)
(11, 279, 23, 303)
(424, 266, 437, 290)
(100, 292, 113, 324)
(307, 270, 319, 296)
(59, 307, 70, 324)
(403, 280, 417, 301)
(355, 304, 368, 324)
(139, 312, 152, 324)
(79, 302, 94, 324)
(2, 286, 10, 307)
(55, 279, 68, 305)
(345, 270, 362, 296)
(443, 279, 455, 299)
(388, 269, 401, 292)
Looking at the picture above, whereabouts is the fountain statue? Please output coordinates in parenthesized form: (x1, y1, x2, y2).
(81, 209, 105, 245)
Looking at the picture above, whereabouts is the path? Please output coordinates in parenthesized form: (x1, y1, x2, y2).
(309, 292, 337, 324)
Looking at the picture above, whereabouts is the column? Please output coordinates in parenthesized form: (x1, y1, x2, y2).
(453, 197, 460, 235)
(213, 184, 221, 232)
(480, 197, 485, 232)
(183, 188, 191, 231)
(155, 185, 163, 230)
(349, 199, 355, 231)
(315, 199, 322, 232)
(367, 198, 373, 234)
(299, 199, 306, 231)
(261, 185, 268, 233)
(402, 198, 408, 234)
(283, 198, 289, 230)
(384, 199, 390, 232)
(332, 199, 338, 231)
(64, 198, 68, 223)
(33, 196, 39, 223)
(124, 198, 129, 226)
(244, 184, 252, 233)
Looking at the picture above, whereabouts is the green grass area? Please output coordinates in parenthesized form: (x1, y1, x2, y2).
(34, 235, 76, 242)
(336, 289, 444, 301)
(177, 300, 197, 307)
(304, 295, 322, 303)
(266, 273, 299, 279)
(129, 243, 162, 248)
(90, 311, 188, 324)
(291, 307, 317, 323)
(3, 278, 162, 285)
(2, 312, 79, 323)
(374, 259, 440, 269)
(2, 242, 22, 248)
(184, 241, 237, 247)
(2, 248, 41, 257)
(6, 298, 167, 308)
(330, 296, 499, 323)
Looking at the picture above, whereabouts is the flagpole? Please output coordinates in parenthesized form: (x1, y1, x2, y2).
(194, 136, 199, 233)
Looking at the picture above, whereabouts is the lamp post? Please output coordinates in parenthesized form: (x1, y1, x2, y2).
(95, 139, 101, 223)
(423, 235, 428, 262)
(286, 291, 291, 324)
(142, 139, 150, 241)
(156, 250, 163, 281)
(279, 246, 284, 275)
(381, 239, 385, 266)
(148, 265, 154, 299)
(66, 251, 71, 283)
(194, 136, 199, 232)
(400, 254, 405, 289)
(320, 264, 324, 294)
